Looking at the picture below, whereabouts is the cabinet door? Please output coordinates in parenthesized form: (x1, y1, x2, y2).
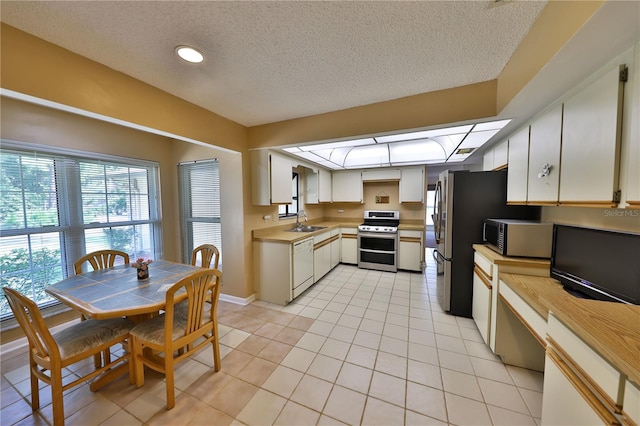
(318, 169, 333, 203)
(270, 153, 293, 204)
(398, 230, 423, 271)
(527, 104, 562, 204)
(306, 170, 319, 204)
(493, 140, 508, 169)
(506, 126, 530, 204)
(330, 238, 340, 269)
(399, 167, 425, 203)
(542, 351, 618, 426)
(472, 267, 492, 345)
(560, 65, 625, 206)
(483, 150, 494, 171)
(340, 228, 358, 264)
(332, 171, 362, 202)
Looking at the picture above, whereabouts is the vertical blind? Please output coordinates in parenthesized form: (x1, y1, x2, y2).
(178, 159, 222, 266)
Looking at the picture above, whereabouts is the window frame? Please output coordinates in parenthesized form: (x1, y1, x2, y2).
(0, 140, 162, 320)
(278, 172, 299, 218)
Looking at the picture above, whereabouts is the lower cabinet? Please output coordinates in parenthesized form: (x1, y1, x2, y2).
(314, 230, 340, 282)
(623, 380, 640, 425)
(542, 313, 623, 425)
(472, 264, 492, 345)
(253, 241, 293, 305)
(398, 229, 423, 271)
(340, 227, 358, 264)
(471, 246, 549, 352)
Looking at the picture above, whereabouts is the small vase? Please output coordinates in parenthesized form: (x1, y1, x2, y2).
(137, 268, 149, 280)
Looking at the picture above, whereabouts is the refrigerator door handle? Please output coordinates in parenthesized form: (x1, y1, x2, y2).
(433, 181, 442, 244)
(433, 249, 450, 263)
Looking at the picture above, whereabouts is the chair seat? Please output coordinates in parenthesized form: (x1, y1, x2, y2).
(54, 318, 135, 359)
(130, 311, 202, 346)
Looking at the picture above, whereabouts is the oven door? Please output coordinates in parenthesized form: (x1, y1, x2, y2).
(358, 231, 398, 272)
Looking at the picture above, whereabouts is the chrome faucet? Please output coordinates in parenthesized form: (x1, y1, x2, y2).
(295, 210, 308, 229)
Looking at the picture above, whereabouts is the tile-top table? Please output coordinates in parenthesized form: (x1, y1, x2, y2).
(46, 260, 203, 321)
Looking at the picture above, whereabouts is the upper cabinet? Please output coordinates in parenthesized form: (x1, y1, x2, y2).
(332, 170, 363, 203)
(559, 65, 625, 207)
(527, 104, 563, 204)
(399, 167, 425, 203)
(483, 140, 509, 171)
(251, 150, 292, 206)
(306, 168, 332, 204)
(506, 126, 530, 204)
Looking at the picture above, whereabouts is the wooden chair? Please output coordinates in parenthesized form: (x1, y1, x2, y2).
(74, 249, 130, 368)
(73, 249, 130, 274)
(191, 244, 219, 269)
(2, 287, 134, 426)
(130, 268, 222, 409)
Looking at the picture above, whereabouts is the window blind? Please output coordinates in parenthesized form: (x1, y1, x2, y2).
(178, 160, 222, 266)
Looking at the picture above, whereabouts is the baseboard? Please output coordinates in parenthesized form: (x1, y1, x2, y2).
(219, 292, 256, 306)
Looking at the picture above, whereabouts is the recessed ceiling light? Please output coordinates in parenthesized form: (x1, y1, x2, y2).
(175, 46, 204, 63)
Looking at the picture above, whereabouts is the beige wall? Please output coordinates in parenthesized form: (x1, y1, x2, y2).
(542, 206, 640, 233)
(0, 97, 181, 261)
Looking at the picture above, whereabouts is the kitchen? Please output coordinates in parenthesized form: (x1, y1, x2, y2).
(1, 1, 640, 425)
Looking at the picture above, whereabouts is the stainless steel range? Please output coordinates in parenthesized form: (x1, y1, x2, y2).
(357, 210, 400, 272)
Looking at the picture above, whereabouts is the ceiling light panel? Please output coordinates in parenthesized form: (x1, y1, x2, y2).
(344, 144, 389, 168)
(389, 139, 447, 163)
(300, 138, 374, 151)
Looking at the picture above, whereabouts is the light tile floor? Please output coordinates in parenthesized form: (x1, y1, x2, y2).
(1, 250, 544, 425)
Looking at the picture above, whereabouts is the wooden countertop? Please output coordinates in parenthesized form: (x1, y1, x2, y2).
(253, 220, 425, 243)
(473, 244, 550, 269)
(500, 272, 640, 386)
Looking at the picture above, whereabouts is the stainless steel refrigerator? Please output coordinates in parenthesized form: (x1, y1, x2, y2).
(432, 170, 539, 317)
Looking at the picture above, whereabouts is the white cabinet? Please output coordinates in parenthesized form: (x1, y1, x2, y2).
(559, 64, 625, 206)
(483, 140, 508, 171)
(472, 254, 492, 345)
(541, 351, 615, 426)
(483, 150, 494, 171)
(362, 168, 401, 181)
(527, 104, 562, 204)
(253, 241, 293, 304)
(623, 380, 640, 425)
(493, 140, 508, 170)
(330, 229, 340, 269)
(506, 126, 530, 204)
(314, 230, 340, 282)
(306, 168, 332, 204)
(398, 229, 423, 271)
(472, 246, 549, 355)
(541, 313, 622, 425)
(340, 227, 358, 264)
(399, 167, 425, 203)
(332, 171, 362, 202)
(251, 150, 292, 206)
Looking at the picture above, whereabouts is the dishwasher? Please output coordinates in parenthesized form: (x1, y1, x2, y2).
(292, 237, 314, 298)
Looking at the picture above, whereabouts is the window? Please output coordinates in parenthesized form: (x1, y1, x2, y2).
(0, 142, 161, 319)
(178, 160, 222, 266)
(278, 172, 299, 217)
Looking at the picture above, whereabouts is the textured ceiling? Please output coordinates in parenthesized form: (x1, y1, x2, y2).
(0, 0, 547, 127)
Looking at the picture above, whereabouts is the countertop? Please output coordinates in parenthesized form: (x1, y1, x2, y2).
(472, 244, 550, 269)
(500, 272, 640, 387)
(253, 220, 425, 243)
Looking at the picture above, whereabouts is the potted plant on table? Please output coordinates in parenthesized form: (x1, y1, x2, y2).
(132, 258, 153, 280)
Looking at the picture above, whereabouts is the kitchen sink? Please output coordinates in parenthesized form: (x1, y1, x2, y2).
(286, 225, 327, 232)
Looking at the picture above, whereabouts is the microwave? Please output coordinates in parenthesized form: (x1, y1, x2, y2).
(482, 219, 553, 258)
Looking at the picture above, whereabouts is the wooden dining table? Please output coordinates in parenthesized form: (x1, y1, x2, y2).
(45, 260, 204, 391)
(46, 260, 203, 322)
